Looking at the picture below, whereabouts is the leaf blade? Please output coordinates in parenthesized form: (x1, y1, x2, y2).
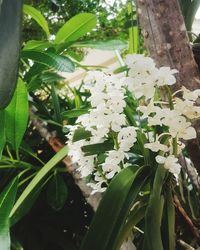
(10, 145, 68, 220)
(5, 79, 29, 150)
(0, 177, 18, 250)
(21, 50, 75, 73)
(23, 4, 50, 38)
(55, 13, 97, 44)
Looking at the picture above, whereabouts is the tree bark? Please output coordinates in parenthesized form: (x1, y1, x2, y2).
(136, 0, 200, 174)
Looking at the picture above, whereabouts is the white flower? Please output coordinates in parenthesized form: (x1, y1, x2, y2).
(182, 86, 200, 101)
(105, 150, 125, 165)
(138, 101, 162, 119)
(147, 110, 163, 126)
(87, 174, 107, 195)
(145, 141, 168, 152)
(125, 75, 156, 100)
(68, 139, 95, 177)
(156, 155, 181, 175)
(126, 54, 156, 77)
(110, 113, 126, 132)
(174, 98, 200, 119)
(154, 67, 178, 86)
(118, 126, 137, 151)
(168, 117, 196, 140)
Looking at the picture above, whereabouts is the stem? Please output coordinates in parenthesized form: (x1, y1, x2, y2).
(164, 86, 178, 157)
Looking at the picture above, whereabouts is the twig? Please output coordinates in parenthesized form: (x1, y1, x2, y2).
(174, 195, 200, 243)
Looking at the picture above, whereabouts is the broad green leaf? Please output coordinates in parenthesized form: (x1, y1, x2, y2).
(47, 173, 68, 211)
(5, 79, 29, 150)
(143, 166, 167, 250)
(72, 128, 92, 142)
(55, 13, 97, 44)
(0, 177, 18, 250)
(62, 109, 89, 119)
(23, 40, 52, 50)
(72, 40, 128, 50)
(81, 141, 114, 156)
(0, 0, 22, 109)
(10, 145, 68, 220)
(21, 50, 75, 72)
(23, 4, 50, 38)
(80, 165, 149, 250)
(0, 111, 6, 158)
(40, 72, 65, 82)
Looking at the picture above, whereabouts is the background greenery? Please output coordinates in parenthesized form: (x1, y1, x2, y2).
(0, 0, 200, 249)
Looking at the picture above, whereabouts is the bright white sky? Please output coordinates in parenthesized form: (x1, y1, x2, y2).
(104, 0, 127, 5)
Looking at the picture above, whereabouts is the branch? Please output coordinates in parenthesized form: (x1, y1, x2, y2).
(174, 195, 200, 243)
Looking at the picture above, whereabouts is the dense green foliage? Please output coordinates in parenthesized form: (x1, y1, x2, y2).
(0, 0, 200, 250)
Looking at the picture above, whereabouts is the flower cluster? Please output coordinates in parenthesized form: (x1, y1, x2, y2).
(67, 54, 200, 194)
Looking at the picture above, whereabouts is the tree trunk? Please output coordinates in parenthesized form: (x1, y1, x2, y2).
(136, 0, 200, 174)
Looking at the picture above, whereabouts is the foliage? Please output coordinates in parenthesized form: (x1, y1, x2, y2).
(0, 1, 200, 250)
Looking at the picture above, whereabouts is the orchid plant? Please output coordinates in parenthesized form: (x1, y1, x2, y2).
(65, 53, 200, 249)
(67, 54, 200, 194)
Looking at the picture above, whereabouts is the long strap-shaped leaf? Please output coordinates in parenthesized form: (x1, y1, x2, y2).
(80, 165, 149, 250)
(10, 145, 68, 223)
(0, 177, 18, 250)
(143, 166, 167, 250)
(0, 0, 22, 109)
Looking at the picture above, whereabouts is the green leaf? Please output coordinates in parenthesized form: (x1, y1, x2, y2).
(23, 40, 52, 50)
(143, 166, 167, 250)
(72, 128, 92, 142)
(0, 0, 22, 109)
(166, 189, 175, 250)
(113, 66, 129, 74)
(51, 82, 62, 123)
(5, 79, 29, 150)
(10, 175, 51, 226)
(115, 204, 147, 249)
(81, 141, 114, 156)
(72, 40, 128, 50)
(62, 109, 89, 119)
(180, 0, 200, 32)
(81, 165, 149, 250)
(10, 145, 68, 221)
(21, 50, 75, 72)
(0, 177, 18, 250)
(23, 4, 50, 38)
(47, 173, 68, 211)
(55, 13, 97, 44)
(40, 72, 65, 82)
(0, 111, 6, 158)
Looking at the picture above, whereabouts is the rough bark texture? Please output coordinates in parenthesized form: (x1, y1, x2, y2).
(136, 0, 200, 174)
